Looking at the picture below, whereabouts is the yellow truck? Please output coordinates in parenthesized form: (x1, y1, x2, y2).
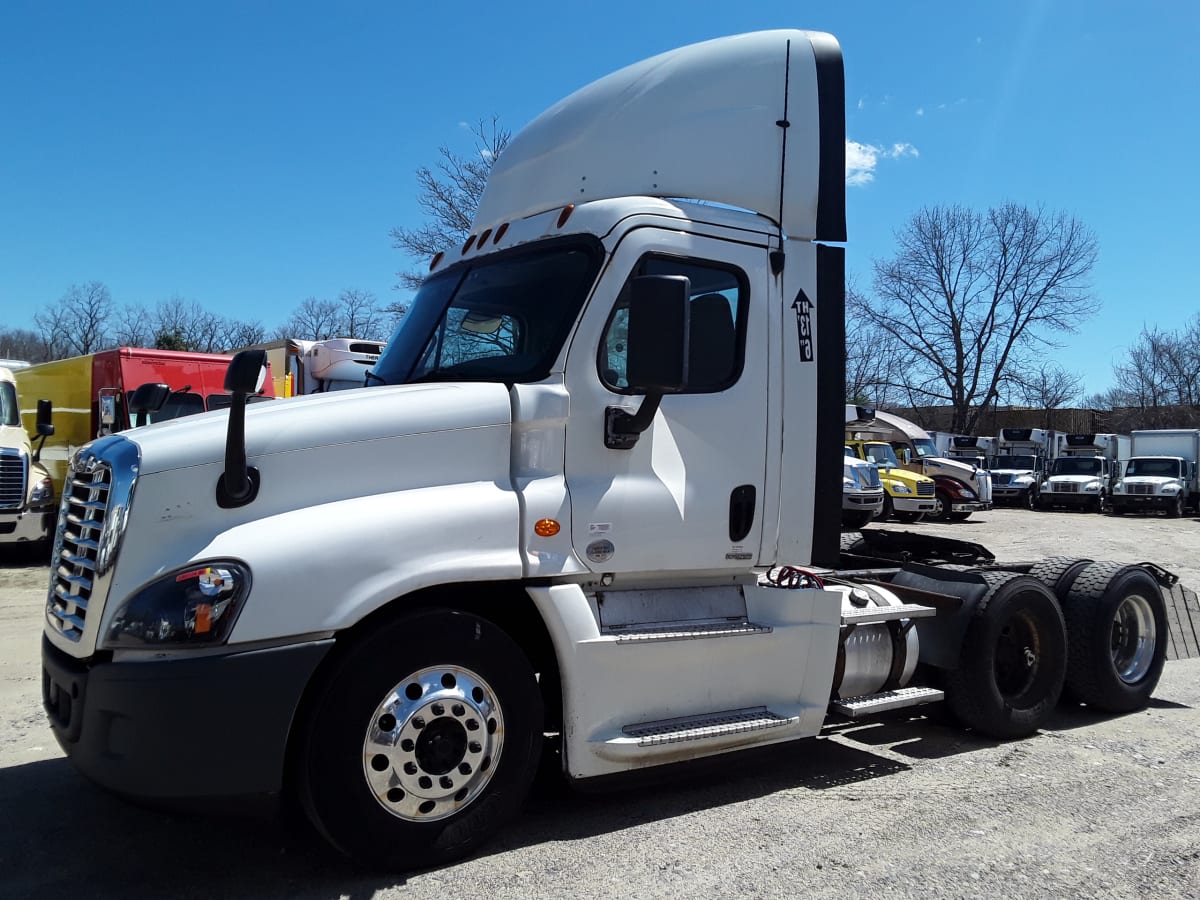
(844, 439, 937, 523)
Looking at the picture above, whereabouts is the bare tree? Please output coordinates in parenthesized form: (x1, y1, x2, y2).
(1105, 318, 1200, 429)
(1011, 362, 1084, 430)
(391, 117, 510, 290)
(856, 204, 1099, 433)
(34, 281, 115, 358)
(336, 289, 385, 340)
(113, 303, 154, 348)
(220, 318, 267, 351)
(278, 297, 341, 341)
(0, 328, 52, 363)
(151, 295, 225, 352)
(845, 284, 912, 408)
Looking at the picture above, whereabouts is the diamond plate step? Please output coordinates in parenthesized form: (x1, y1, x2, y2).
(611, 621, 772, 644)
(830, 686, 945, 718)
(841, 602, 936, 626)
(622, 707, 792, 746)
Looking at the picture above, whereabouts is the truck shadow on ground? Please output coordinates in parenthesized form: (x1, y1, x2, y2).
(1, 728, 930, 900)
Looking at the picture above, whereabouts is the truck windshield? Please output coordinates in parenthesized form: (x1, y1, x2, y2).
(370, 238, 603, 386)
(911, 438, 937, 459)
(864, 444, 901, 468)
(1051, 457, 1101, 476)
(1126, 458, 1181, 477)
(0, 382, 17, 427)
(992, 455, 1037, 469)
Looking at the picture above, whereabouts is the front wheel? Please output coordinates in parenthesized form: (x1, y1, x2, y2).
(1168, 496, 1184, 518)
(296, 609, 544, 870)
(893, 509, 926, 524)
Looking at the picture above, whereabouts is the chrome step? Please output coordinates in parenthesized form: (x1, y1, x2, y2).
(611, 620, 772, 644)
(841, 602, 936, 626)
(623, 707, 792, 746)
(830, 686, 945, 718)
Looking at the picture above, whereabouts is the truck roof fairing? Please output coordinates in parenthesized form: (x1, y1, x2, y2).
(473, 30, 845, 243)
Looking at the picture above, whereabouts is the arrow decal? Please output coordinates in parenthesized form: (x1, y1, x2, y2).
(792, 289, 814, 362)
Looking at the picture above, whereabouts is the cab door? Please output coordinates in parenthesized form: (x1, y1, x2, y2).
(562, 229, 771, 578)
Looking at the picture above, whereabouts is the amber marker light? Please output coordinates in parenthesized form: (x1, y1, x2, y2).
(557, 204, 575, 228)
(534, 518, 561, 537)
(429, 251, 444, 271)
(493, 222, 508, 243)
(462, 234, 476, 254)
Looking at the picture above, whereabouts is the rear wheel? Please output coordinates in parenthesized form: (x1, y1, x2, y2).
(1027, 556, 1094, 602)
(296, 609, 544, 870)
(1062, 562, 1168, 713)
(943, 572, 1067, 739)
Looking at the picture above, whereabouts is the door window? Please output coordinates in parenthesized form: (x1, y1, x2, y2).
(600, 256, 746, 393)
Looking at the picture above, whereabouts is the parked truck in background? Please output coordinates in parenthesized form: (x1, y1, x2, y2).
(1037, 433, 1130, 513)
(943, 434, 995, 472)
(846, 406, 992, 522)
(0, 366, 56, 545)
(843, 438, 937, 522)
(990, 428, 1057, 508)
(238, 337, 386, 397)
(841, 451, 884, 529)
(1109, 429, 1200, 517)
(15, 348, 275, 498)
(38, 31, 1195, 871)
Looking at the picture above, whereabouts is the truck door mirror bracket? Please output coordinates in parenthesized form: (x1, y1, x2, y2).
(218, 349, 268, 508)
(605, 396, 663, 450)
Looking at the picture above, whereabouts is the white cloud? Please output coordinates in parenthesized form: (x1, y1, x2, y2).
(916, 107, 925, 116)
(846, 140, 919, 187)
(857, 97, 865, 110)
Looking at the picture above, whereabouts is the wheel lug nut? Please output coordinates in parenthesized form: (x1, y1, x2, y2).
(404, 762, 418, 775)
(440, 776, 454, 789)
(401, 739, 415, 752)
(466, 719, 479, 731)
(452, 704, 465, 716)
(431, 703, 445, 716)
(469, 741, 482, 754)
(412, 716, 426, 729)
(459, 762, 472, 775)
(418, 775, 432, 789)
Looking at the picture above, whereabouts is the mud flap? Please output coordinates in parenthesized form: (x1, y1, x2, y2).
(1163, 582, 1200, 660)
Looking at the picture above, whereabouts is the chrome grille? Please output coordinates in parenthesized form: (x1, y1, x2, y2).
(1049, 481, 1080, 493)
(916, 482, 935, 497)
(0, 447, 27, 510)
(1127, 483, 1155, 495)
(994, 473, 1013, 485)
(46, 438, 139, 645)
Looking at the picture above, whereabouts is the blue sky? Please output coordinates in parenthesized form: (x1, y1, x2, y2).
(1, 1, 1196, 395)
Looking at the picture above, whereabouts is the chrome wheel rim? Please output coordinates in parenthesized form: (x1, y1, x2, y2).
(1112, 594, 1157, 684)
(362, 665, 504, 822)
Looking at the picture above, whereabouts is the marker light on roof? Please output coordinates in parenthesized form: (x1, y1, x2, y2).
(477, 228, 492, 246)
(429, 251, 444, 271)
(557, 204, 574, 228)
(493, 223, 509, 243)
(462, 234, 476, 254)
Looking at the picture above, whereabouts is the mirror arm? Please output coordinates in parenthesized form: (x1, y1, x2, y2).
(216, 389, 259, 507)
(604, 392, 663, 450)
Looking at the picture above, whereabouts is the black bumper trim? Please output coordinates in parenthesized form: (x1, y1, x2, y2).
(43, 636, 333, 802)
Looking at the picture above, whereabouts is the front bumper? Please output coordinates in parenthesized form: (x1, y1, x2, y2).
(892, 496, 936, 513)
(1040, 492, 1099, 508)
(42, 636, 333, 803)
(951, 501, 990, 513)
(0, 506, 55, 544)
(1111, 495, 1174, 510)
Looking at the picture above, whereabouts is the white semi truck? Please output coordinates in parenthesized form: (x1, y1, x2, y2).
(39, 31, 1196, 870)
(990, 427, 1057, 508)
(0, 366, 57, 546)
(1037, 433, 1130, 513)
(1109, 429, 1200, 517)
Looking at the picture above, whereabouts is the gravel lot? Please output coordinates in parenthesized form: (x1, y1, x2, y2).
(2, 508, 1199, 899)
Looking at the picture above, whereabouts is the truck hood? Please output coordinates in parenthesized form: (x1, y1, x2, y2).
(124, 382, 513, 476)
(0, 423, 32, 455)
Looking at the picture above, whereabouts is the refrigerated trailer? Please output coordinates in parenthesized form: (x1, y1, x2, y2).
(39, 30, 1198, 871)
(1110, 429, 1200, 517)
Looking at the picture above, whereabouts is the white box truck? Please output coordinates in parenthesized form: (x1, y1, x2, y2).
(991, 428, 1057, 508)
(1110, 429, 1200, 517)
(38, 31, 1197, 870)
(0, 366, 57, 545)
(1038, 433, 1130, 513)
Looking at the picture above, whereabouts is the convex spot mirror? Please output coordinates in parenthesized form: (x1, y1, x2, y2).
(625, 275, 690, 394)
(225, 349, 268, 394)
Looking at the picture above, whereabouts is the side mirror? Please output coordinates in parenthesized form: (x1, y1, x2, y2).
(606, 275, 690, 450)
(36, 399, 54, 437)
(625, 275, 690, 393)
(129, 382, 171, 428)
(218, 350, 268, 508)
(898, 448, 911, 465)
(99, 394, 116, 429)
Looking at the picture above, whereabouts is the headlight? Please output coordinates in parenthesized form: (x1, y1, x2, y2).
(29, 477, 54, 505)
(101, 561, 250, 650)
(1113, 482, 1125, 493)
(1014, 476, 1034, 486)
(843, 478, 855, 492)
(1083, 481, 1101, 492)
(892, 484, 913, 495)
(1161, 483, 1181, 494)
(959, 487, 977, 500)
